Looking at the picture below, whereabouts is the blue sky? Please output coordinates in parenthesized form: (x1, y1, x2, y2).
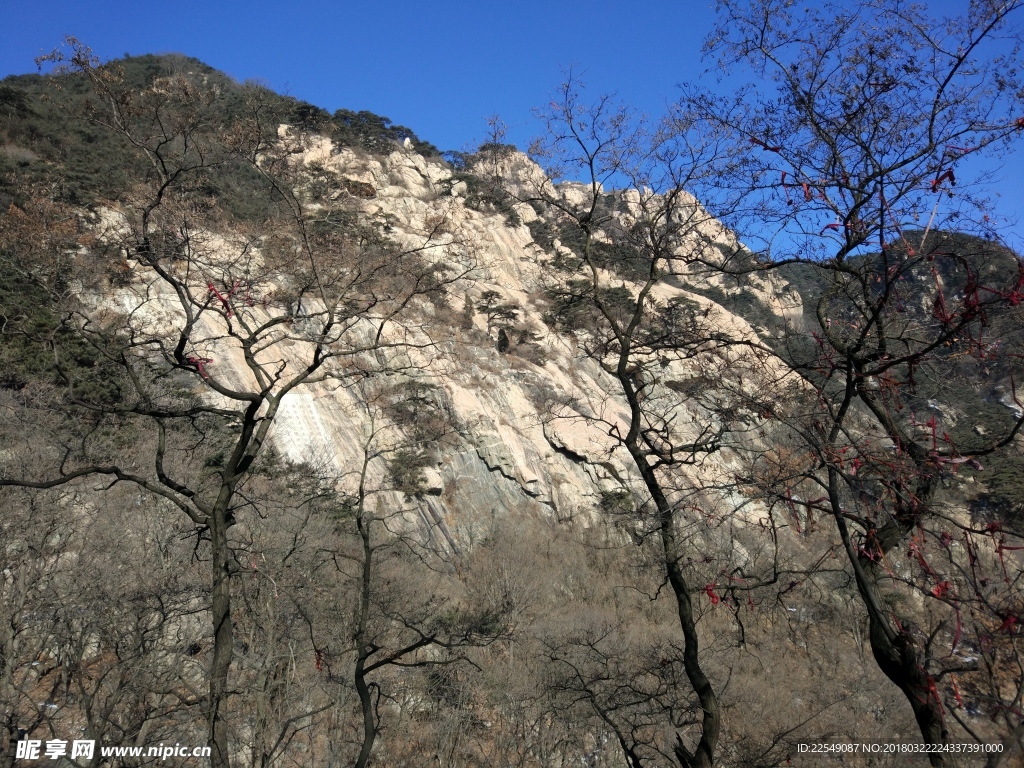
(0, 0, 716, 152)
(2, 0, 1022, 244)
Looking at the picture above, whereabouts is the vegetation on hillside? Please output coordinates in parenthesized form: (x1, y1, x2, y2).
(0, 53, 438, 215)
(3, 5, 1024, 765)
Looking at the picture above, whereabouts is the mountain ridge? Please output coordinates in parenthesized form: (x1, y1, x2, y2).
(3, 52, 1024, 767)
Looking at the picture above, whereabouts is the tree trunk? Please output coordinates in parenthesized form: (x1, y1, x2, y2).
(627, 437, 719, 768)
(353, 500, 376, 768)
(828, 465, 946, 767)
(663, 512, 720, 768)
(208, 490, 234, 768)
(866, 618, 947, 762)
(353, 656, 375, 768)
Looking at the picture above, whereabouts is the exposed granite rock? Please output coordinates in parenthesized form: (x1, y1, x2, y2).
(97, 131, 797, 550)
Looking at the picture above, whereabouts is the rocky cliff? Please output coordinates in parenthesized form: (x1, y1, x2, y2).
(101, 130, 796, 549)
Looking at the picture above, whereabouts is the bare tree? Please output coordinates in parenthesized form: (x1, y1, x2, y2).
(0, 40, 466, 768)
(524, 75, 770, 768)
(266, 379, 506, 768)
(691, 0, 1024, 759)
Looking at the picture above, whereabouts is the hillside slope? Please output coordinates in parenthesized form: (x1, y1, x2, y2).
(2, 54, 1023, 767)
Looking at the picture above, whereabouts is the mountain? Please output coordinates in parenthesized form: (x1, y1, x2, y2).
(0, 55, 795, 536)
(2, 54, 1023, 768)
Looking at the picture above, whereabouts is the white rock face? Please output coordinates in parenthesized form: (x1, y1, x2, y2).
(104, 133, 798, 548)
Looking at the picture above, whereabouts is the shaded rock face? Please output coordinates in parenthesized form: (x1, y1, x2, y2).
(107, 130, 795, 548)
